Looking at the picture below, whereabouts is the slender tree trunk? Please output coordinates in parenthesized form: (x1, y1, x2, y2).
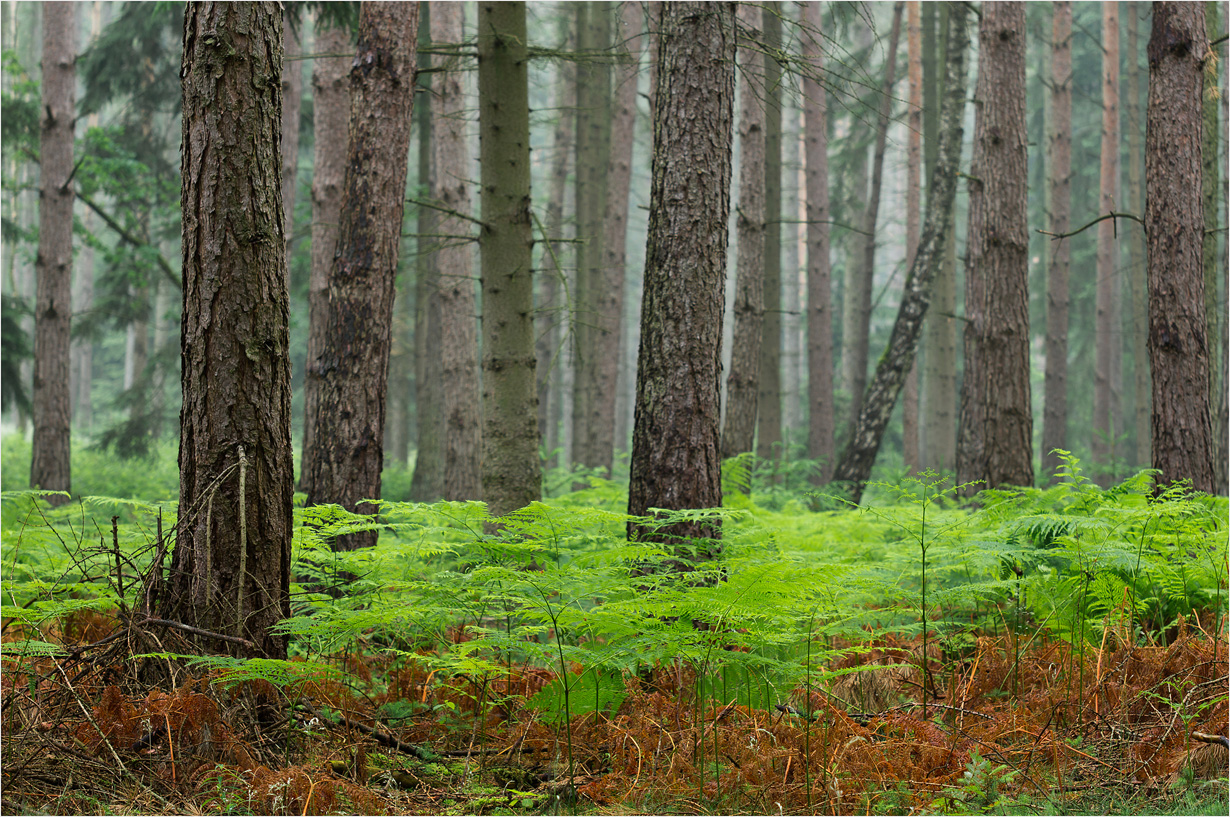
(831, 2, 970, 501)
(1146, 1, 1213, 493)
(902, 0, 923, 474)
(432, 1, 482, 500)
(30, 1, 75, 503)
(1042, 0, 1073, 483)
(282, 13, 301, 266)
(957, 1, 1032, 494)
(300, 21, 351, 491)
(1125, 3, 1150, 470)
(302, 3, 420, 548)
(802, 2, 834, 484)
(628, 1, 735, 551)
(722, 2, 766, 459)
(479, 1, 541, 518)
(1094, 2, 1120, 486)
(167, 1, 292, 658)
(1202, 1, 1224, 493)
(72, 211, 94, 432)
(756, 4, 783, 464)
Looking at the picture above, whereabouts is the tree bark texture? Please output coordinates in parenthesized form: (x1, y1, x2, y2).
(902, 0, 922, 474)
(431, 1, 482, 501)
(956, 1, 1032, 494)
(802, 1, 834, 483)
(722, 2, 766, 459)
(170, 1, 292, 658)
(301, 2, 419, 548)
(628, 1, 735, 548)
(831, 2, 969, 502)
(478, 1, 542, 518)
(1094, 1, 1120, 485)
(1042, 1, 1073, 483)
(30, 1, 76, 503)
(756, 4, 783, 463)
(300, 21, 351, 491)
(1145, 1, 1214, 493)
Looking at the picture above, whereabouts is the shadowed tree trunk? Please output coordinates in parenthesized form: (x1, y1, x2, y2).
(628, 1, 735, 551)
(302, 3, 420, 548)
(165, 1, 293, 658)
(30, 1, 76, 504)
(1146, 1, 1214, 493)
(478, 1, 541, 518)
(1093, 1, 1120, 485)
(756, 4, 783, 465)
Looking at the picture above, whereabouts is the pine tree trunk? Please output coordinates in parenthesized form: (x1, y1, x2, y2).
(432, 1, 482, 501)
(478, 1, 542, 518)
(282, 13, 301, 264)
(1201, 1, 1224, 494)
(722, 2, 766, 459)
(756, 4, 783, 465)
(302, 2, 420, 547)
(30, 1, 75, 503)
(168, 1, 293, 658)
(831, 3, 970, 501)
(1125, 4, 1150, 470)
(1146, 1, 1214, 493)
(1093, 1, 1120, 486)
(957, 1, 1032, 494)
(802, 2, 834, 484)
(628, 1, 735, 550)
(902, 0, 923, 474)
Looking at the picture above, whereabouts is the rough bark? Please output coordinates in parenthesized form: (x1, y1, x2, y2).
(1094, 1, 1120, 485)
(432, 1, 481, 501)
(300, 21, 351, 491)
(832, 3, 969, 501)
(1146, 1, 1214, 493)
(1042, 1, 1073, 483)
(756, 4, 783, 463)
(802, 1, 834, 483)
(722, 2, 766, 459)
(956, 1, 1032, 494)
(902, 0, 922, 473)
(1126, 1, 1150, 470)
(301, 2, 419, 548)
(628, 1, 735, 549)
(30, 1, 75, 503)
(478, 1, 542, 518)
(168, 1, 292, 658)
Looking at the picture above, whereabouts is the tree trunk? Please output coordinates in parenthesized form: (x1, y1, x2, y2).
(831, 2, 970, 502)
(30, 1, 75, 503)
(902, 0, 923, 474)
(628, 1, 735, 551)
(756, 4, 783, 465)
(1125, 3, 1150, 471)
(167, 1, 292, 658)
(721, 2, 766, 459)
(1146, 1, 1214, 493)
(802, 2, 834, 484)
(300, 21, 351, 491)
(1201, 1, 1224, 493)
(478, 1, 542, 518)
(1093, 1, 1120, 486)
(301, 2, 420, 548)
(282, 13, 301, 265)
(432, 1, 482, 501)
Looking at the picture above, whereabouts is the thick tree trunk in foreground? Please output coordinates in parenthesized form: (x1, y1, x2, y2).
(30, 1, 76, 504)
(831, 3, 969, 502)
(1146, 1, 1213, 493)
(628, 1, 735, 551)
(167, 1, 292, 658)
(722, 2, 766, 459)
(956, 1, 1032, 495)
(479, 2, 542, 518)
(1093, 1, 1120, 485)
(302, 3, 419, 548)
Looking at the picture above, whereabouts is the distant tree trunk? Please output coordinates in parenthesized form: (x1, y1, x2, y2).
(1146, 1, 1213, 493)
(1125, 2, 1150, 471)
(902, 0, 922, 473)
(956, 1, 1032, 494)
(722, 2, 766, 459)
(282, 13, 301, 265)
(628, 1, 735, 549)
(166, 0, 292, 658)
(71, 211, 93, 431)
(801, 2, 834, 483)
(1042, 1, 1073, 483)
(302, 2, 420, 548)
(300, 21, 351, 491)
(432, 1, 482, 501)
(478, 1, 541, 518)
(1093, 1, 1120, 486)
(30, 1, 75, 503)
(756, 4, 783, 464)
(1202, 1, 1224, 493)
(831, 2, 970, 501)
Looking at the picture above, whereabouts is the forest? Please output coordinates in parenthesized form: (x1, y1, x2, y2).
(1, 1, 1228, 815)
